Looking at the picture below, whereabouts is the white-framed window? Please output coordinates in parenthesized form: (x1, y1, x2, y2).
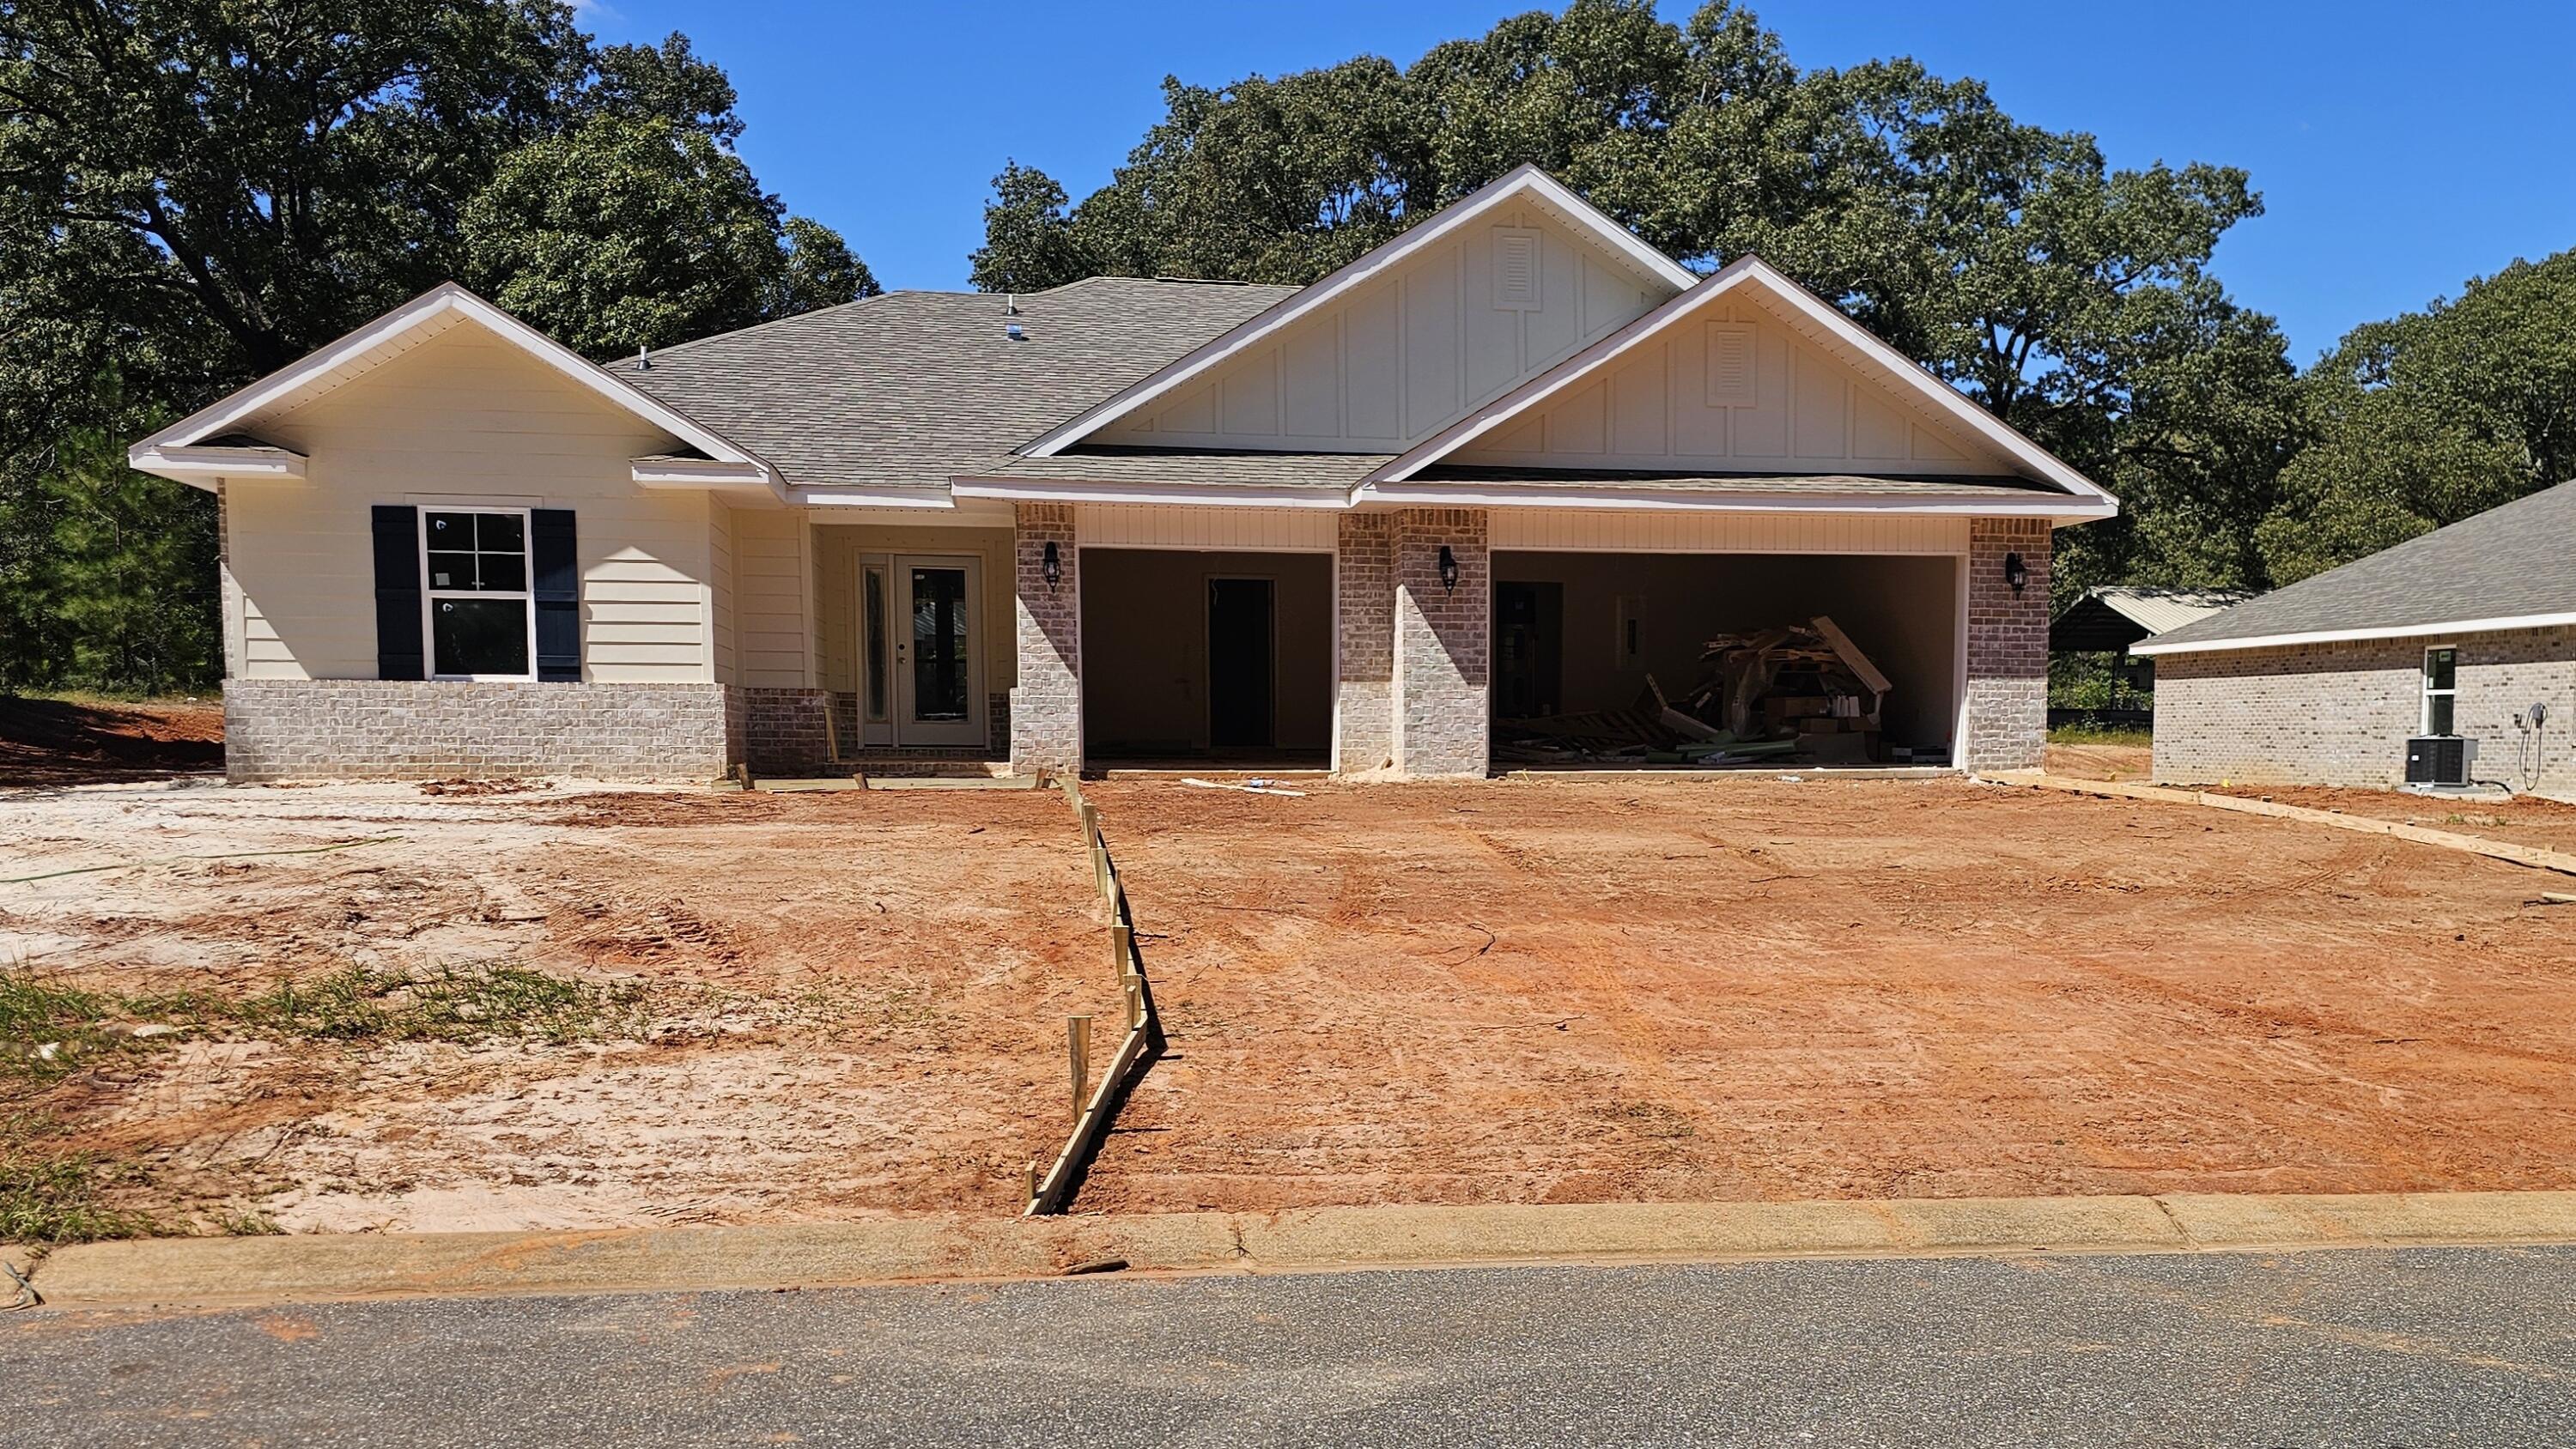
(2422, 646, 2458, 736)
(419, 507, 537, 681)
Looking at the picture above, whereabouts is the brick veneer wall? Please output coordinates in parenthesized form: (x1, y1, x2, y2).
(1010, 503, 1082, 775)
(224, 680, 736, 782)
(1962, 517, 2050, 771)
(1335, 512, 1397, 773)
(2154, 625, 2576, 796)
(741, 686, 833, 776)
(1393, 507, 1492, 777)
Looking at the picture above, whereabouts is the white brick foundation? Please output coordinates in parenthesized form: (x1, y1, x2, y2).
(223, 680, 738, 782)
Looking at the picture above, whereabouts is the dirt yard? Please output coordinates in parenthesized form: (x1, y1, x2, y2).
(1078, 775, 2576, 1212)
(3, 781, 1115, 1234)
(0, 697, 223, 788)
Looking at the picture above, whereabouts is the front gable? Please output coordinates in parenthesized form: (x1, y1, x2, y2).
(1095, 200, 1675, 452)
(1450, 283, 1998, 476)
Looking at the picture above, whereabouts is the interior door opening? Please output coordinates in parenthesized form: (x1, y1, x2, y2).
(1081, 548, 1330, 767)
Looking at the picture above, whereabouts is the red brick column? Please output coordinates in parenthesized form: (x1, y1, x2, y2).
(1010, 503, 1081, 776)
(1393, 507, 1491, 777)
(1335, 512, 1397, 773)
(1963, 517, 2050, 771)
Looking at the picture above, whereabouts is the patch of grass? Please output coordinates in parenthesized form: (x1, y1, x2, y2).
(0, 972, 131, 1082)
(147, 965, 643, 1046)
(2048, 724, 2153, 749)
(214, 1208, 283, 1236)
(0, 1117, 161, 1246)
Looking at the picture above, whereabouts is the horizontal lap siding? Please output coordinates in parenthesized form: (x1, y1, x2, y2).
(1075, 504, 1337, 551)
(230, 326, 712, 682)
(731, 507, 811, 687)
(709, 499, 737, 683)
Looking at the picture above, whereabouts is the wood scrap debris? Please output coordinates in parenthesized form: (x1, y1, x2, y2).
(1494, 615, 1924, 769)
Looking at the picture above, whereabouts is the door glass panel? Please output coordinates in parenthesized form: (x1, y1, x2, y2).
(909, 567, 969, 722)
(863, 567, 889, 722)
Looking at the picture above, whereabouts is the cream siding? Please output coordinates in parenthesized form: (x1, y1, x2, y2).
(220, 324, 714, 682)
(1097, 205, 1670, 452)
(1074, 504, 1338, 552)
(730, 506, 812, 687)
(1453, 290, 2012, 477)
(709, 500, 738, 683)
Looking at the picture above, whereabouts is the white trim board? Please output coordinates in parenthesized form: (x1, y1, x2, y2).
(2131, 611, 2576, 656)
(1366, 255, 2119, 512)
(1355, 479, 2110, 520)
(1018, 165, 1698, 459)
(128, 444, 307, 482)
(128, 282, 781, 499)
(952, 476, 1355, 510)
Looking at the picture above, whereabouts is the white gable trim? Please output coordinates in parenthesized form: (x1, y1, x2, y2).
(127, 443, 307, 488)
(1354, 477, 2111, 520)
(1366, 256, 2118, 509)
(128, 282, 780, 495)
(1018, 166, 1699, 458)
(2132, 611, 2576, 656)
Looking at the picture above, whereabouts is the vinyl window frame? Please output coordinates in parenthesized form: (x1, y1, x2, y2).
(419, 505, 538, 682)
(2421, 645, 2458, 737)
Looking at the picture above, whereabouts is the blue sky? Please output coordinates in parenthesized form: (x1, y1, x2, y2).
(578, 1, 2575, 362)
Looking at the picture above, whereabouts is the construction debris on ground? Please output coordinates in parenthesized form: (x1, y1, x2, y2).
(1493, 615, 1941, 769)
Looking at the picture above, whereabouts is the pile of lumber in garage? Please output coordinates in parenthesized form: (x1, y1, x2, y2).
(1492, 615, 1894, 768)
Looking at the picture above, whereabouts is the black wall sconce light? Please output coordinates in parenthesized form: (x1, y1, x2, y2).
(1042, 540, 1062, 588)
(1437, 544, 1460, 594)
(2002, 549, 2029, 596)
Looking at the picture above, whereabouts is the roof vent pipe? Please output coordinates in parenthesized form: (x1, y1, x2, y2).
(1005, 322, 1026, 342)
(635, 344, 651, 372)
(1005, 294, 1018, 316)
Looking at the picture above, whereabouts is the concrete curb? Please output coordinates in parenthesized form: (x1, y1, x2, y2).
(25, 1191, 2576, 1309)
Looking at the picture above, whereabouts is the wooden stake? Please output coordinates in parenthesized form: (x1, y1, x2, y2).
(1109, 921, 1133, 977)
(1123, 971, 1145, 1031)
(1021, 1160, 1037, 1208)
(1067, 1014, 1092, 1120)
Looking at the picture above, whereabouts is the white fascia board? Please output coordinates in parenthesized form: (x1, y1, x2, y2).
(2130, 611, 2576, 656)
(1352, 479, 2115, 519)
(793, 486, 962, 509)
(1018, 165, 1698, 458)
(128, 444, 308, 490)
(1370, 256, 2119, 512)
(129, 282, 777, 485)
(952, 476, 1354, 510)
(630, 457, 785, 506)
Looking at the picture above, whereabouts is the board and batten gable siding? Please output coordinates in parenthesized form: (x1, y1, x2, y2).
(221, 324, 716, 682)
(1452, 290, 2005, 476)
(1095, 204, 1671, 452)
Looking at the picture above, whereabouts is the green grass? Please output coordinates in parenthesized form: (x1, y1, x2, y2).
(0, 1117, 161, 1246)
(2047, 724, 2153, 749)
(0, 972, 131, 1082)
(4, 686, 219, 708)
(143, 964, 644, 1046)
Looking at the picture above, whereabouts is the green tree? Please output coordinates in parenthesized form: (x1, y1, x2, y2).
(2257, 249, 2576, 584)
(460, 116, 875, 357)
(0, 3, 867, 690)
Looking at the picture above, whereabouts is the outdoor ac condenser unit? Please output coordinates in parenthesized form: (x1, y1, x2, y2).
(2404, 736, 2477, 787)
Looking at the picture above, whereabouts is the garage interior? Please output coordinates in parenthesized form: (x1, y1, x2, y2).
(1081, 549, 1334, 766)
(1491, 551, 1959, 768)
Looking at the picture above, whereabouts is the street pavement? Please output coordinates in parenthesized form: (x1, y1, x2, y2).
(6, 1245, 2572, 1446)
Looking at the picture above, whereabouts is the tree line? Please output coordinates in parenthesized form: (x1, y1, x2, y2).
(3, 0, 2570, 695)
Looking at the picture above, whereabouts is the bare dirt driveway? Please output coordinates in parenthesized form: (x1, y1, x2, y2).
(1081, 775, 2576, 1213)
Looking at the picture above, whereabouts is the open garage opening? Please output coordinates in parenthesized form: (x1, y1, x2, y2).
(1491, 551, 1959, 769)
(1082, 549, 1334, 768)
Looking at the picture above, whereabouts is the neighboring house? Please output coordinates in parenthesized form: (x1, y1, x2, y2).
(128, 167, 2115, 784)
(2048, 585, 2253, 721)
(2137, 481, 2576, 797)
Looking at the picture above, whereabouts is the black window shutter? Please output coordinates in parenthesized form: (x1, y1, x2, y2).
(370, 505, 424, 681)
(532, 508, 580, 682)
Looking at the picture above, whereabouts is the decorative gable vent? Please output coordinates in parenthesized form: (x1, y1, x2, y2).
(1491, 227, 1542, 311)
(1705, 322, 1757, 406)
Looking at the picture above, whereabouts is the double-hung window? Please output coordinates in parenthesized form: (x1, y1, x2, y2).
(421, 508, 536, 680)
(2422, 646, 2458, 736)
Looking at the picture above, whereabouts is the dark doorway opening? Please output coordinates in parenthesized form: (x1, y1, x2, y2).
(1207, 576, 1276, 749)
(1495, 580, 1564, 719)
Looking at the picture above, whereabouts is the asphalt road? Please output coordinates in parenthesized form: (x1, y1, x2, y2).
(7, 1246, 2573, 1446)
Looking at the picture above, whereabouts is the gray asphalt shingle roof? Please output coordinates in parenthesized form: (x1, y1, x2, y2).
(617, 277, 1297, 488)
(980, 446, 1393, 491)
(1407, 465, 2057, 498)
(2143, 481, 2576, 651)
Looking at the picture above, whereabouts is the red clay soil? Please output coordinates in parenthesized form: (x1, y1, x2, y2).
(1078, 775, 2576, 1213)
(0, 696, 223, 786)
(4, 785, 1117, 1231)
(2199, 783, 2576, 858)
(2042, 742, 2152, 781)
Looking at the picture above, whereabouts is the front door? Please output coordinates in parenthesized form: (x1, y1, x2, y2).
(1206, 576, 1276, 749)
(892, 556, 982, 748)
